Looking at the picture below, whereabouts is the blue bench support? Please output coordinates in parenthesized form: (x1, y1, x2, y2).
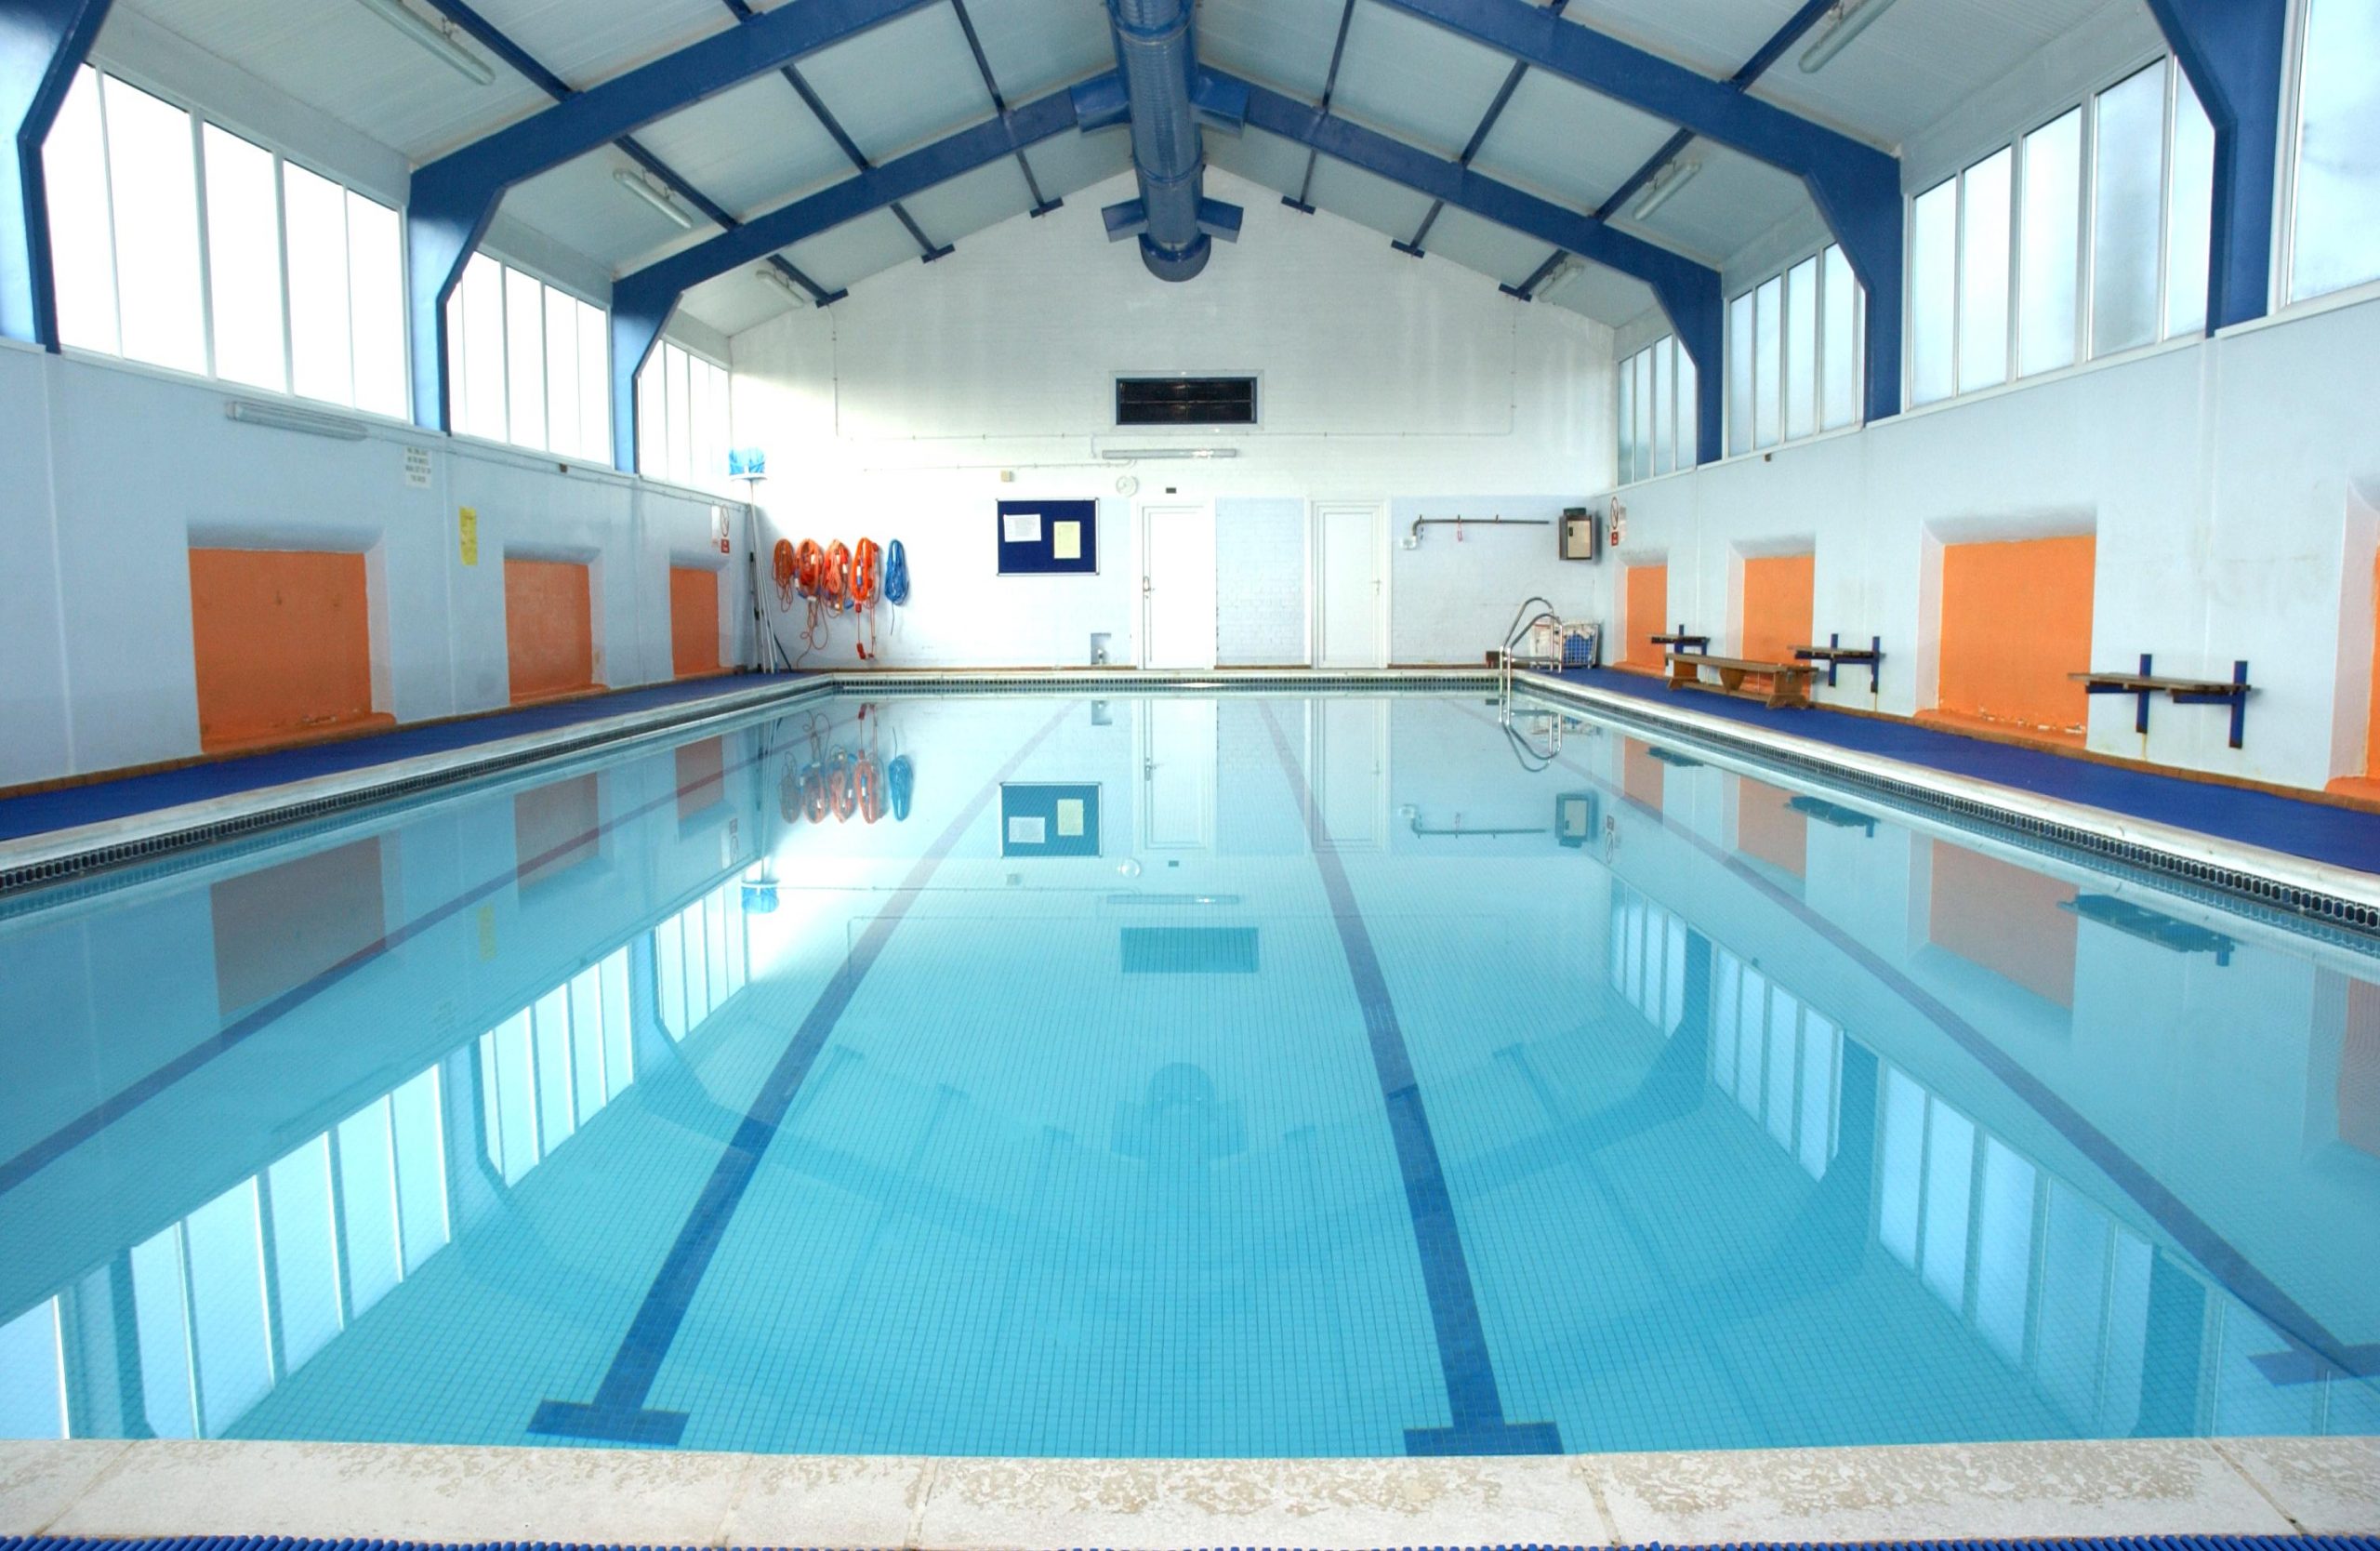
(1794, 632, 1884, 693)
(2077, 654, 2253, 749)
(1648, 624, 1709, 654)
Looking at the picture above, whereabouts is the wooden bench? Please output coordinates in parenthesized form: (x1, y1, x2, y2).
(2069, 654, 2252, 749)
(1665, 650, 1818, 709)
(1792, 632, 1884, 693)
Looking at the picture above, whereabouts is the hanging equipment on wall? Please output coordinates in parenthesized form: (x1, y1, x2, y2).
(883, 538, 909, 605)
(852, 537, 883, 660)
(772, 539, 799, 610)
(823, 540, 853, 614)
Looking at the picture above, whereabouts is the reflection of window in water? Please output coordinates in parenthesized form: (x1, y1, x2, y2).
(0, 1061, 450, 1440)
(654, 882, 750, 1041)
(1712, 947, 1843, 1181)
(479, 945, 635, 1186)
(1609, 882, 1688, 1035)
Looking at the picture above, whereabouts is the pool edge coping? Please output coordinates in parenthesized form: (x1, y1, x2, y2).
(1, 1435, 2373, 1546)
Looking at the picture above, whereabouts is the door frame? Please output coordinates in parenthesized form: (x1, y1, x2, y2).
(1139, 499, 1216, 669)
(1309, 498, 1390, 669)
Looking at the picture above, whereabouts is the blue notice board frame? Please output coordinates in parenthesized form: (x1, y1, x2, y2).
(998, 499, 1097, 576)
(1000, 783, 1101, 857)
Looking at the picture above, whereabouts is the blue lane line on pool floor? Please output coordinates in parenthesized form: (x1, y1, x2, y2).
(529, 705, 1073, 1447)
(1255, 701, 1561, 1458)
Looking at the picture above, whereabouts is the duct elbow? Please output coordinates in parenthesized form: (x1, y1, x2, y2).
(1139, 233, 1212, 282)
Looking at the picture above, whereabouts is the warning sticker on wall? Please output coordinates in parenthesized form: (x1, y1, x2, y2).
(458, 506, 479, 566)
(403, 445, 432, 488)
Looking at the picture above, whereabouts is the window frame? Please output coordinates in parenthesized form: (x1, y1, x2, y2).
(445, 251, 614, 465)
(2277, 0, 2380, 313)
(1719, 239, 1866, 456)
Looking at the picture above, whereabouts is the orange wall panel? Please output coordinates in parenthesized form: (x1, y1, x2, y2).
(1937, 535, 2096, 740)
(671, 566, 721, 678)
(1741, 552, 1815, 663)
(504, 559, 598, 705)
(211, 838, 387, 1015)
(1736, 778, 1807, 877)
(1926, 839, 2078, 1007)
(1623, 563, 1668, 670)
(189, 548, 383, 752)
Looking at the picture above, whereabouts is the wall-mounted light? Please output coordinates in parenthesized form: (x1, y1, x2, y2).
(224, 399, 370, 440)
(615, 169, 695, 230)
(1800, 0, 1898, 73)
(352, 0, 496, 84)
(1099, 447, 1240, 460)
(754, 265, 808, 302)
(1630, 159, 1702, 221)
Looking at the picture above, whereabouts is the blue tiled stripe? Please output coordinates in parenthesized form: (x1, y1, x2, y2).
(1255, 702, 1560, 1457)
(529, 705, 1074, 1447)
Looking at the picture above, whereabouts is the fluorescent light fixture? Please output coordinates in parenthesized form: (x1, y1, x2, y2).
(754, 265, 808, 301)
(224, 399, 370, 440)
(1631, 159, 1701, 221)
(1099, 447, 1240, 460)
(1799, 0, 1898, 73)
(353, 0, 496, 85)
(615, 169, 695, 230)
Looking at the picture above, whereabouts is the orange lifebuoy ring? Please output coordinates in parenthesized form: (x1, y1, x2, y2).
(794, 539, 825, 600)
(822, 541, 852, 613)
(853, 538, 881, 607)
(772, 539, 799, 609)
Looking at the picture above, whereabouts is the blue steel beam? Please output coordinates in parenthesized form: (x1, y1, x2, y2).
(406, 0, 932, 431)
(607, 78, 1101, 471)
(1393, 0, 1567, 258)
(2, 0, 113, 348)
(1230, 71, 1724, 464)
(1369, 0, 1901, 425)
(2141, 0, 2288, 330)
(1282, 0, 1357, 214)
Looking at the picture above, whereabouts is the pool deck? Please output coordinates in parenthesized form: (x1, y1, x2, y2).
(1, 1436, 2374, 1546)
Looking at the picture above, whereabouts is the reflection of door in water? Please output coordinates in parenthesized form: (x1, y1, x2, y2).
(1142, 697, 1216, 851)
(1315, 500, 1384, 668)
(1313, 697, 1386, 850)
(1142, 503, 1216, 669)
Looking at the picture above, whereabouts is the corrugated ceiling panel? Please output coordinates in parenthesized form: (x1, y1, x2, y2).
(961, 0, 1117, 100)
(1414, 206, 1544, 287)
(467, 0, 728, 91)
(1330, 3, 1515, 159)
(1468, 68, 1679, 212)
(623, 72, 853, 219)
(499, 148, 683, 272)
(677, 267, 800, 338)
(799, 6, 994, 161)
(1620, 140, 1806, 265)
(1542, 261, 1657, 328)
(1304, 158, 1435, 243)
(1558, 0, 1806, 80)
(900, 158, 1039, 245)
(1204, 125, 1314, 200)
(784, 208, 928, 292)
(1197, 0, 1351, 100)
(1023, 126, 1135, 202)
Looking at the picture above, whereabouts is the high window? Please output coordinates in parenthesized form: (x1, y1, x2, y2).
(443, 253, 611, 464)
(636, 341, 734, 491)
(1615, 335, 1698, 484)
(1909, 57, 2213, 407)
(42, 65, 404, 417)
(1724, 244, 1863, 456)
(2289, 0, 2380, 302)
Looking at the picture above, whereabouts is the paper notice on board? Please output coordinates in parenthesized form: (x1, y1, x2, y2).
(1051, 520, 1081, 561)
(1008, 815, 1046, 845)
(1056, 798, 1084, 837)
(1003, 511, 1042, 543)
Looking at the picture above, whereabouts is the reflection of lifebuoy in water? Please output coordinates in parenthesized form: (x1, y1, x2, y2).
(855, 754, 884, 823)
(802, 762, 827, 824)
(779, 762, 802, 824)
(827, 749, 856, 822)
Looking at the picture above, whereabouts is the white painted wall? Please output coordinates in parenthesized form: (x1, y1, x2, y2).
(728, 168, 1610, 671)
(1589, 293, 2380, 794)
(0, 340, 752, 789)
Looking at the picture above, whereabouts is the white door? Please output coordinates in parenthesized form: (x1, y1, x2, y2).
(1140, 697, 1216, 852)
(1141, 502, 1216, 669)
(1315, 500, 1385, 668)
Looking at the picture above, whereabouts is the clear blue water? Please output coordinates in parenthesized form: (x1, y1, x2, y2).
(0, 690, 2374, 1457)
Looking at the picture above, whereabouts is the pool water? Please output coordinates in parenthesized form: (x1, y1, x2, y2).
(0, 690, 2373, 1456)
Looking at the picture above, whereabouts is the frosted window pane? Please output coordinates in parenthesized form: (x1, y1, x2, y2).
(505, 267, 547, 450)
(390, 1067, 448, 1272)
(336, 1100, 401, 1316)
(201, 126, 284, 391)
(266, 1137, 342, 1372)
(1616, 353, 1635, 483)
(1820, 245, 1858, 428)
(2093, 62, 2166, 357)
(1922, 1101, 1976, 1307)
(579, 301, 611, 462)
(347, 192, 405, 418)
(1785, 257, 1818, 438)
(1676, 342, 1699, 464)
(1726, 292, 1753, 455)
(1752, 275, 1782, 447)
(1651, 340, 1674, 475)
(459, 255, 506, 440)
(690, 353, 717, 487)
(183, 1180, 271, 1435)
(2165, 69, 2214, 338)
(544, 288, 581, 458)
(2293, 0, 2380, 299)
(0, 1303, 64, 1439)
(1910, 179, 1957, 404)
(103, 76, 205, 373)
(667, 345, 694, 484)
(2018, 109, 2082, 376)
(1632, 350, 1652, 482)
(1958, 147, 2012, 391)
(44, 68, 117, 354)
(283, 163, 352, 404)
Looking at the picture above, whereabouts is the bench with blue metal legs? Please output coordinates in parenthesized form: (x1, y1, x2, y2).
(2069, 654, 2253, 749)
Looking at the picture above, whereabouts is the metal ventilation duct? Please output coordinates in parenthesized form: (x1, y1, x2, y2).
(1074, 0, 1246, 281)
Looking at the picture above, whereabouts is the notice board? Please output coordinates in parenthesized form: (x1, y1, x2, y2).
(997, 499, 1097, 576)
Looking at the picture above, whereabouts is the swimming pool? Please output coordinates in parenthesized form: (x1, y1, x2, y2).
(0, 688, 2373, 1457)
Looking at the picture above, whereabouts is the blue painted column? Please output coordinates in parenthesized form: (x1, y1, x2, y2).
(1808, 166, 1904, 428)
(607, 273, 672, 475)
(2142, 0, 2289, 330)
(1, 0, 114, 348)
